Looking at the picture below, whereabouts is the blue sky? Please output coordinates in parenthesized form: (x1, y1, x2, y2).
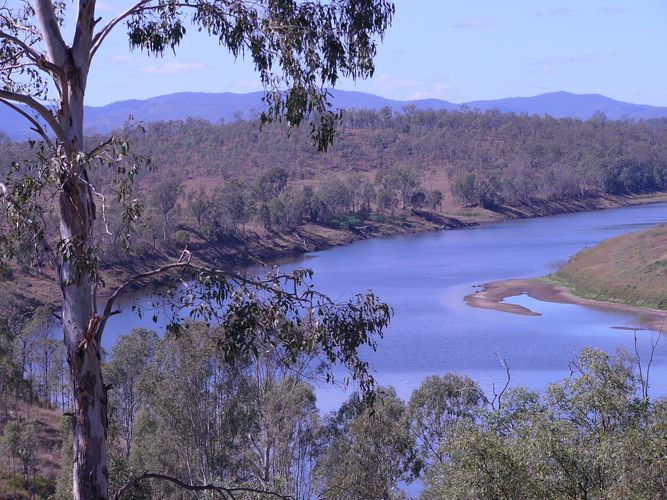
(84, 0, 667, 106)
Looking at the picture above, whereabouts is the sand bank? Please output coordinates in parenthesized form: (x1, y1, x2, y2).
(464, 279, 667, 332)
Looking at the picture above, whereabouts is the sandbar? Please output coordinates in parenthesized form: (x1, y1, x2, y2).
(464, 279, 667, 332)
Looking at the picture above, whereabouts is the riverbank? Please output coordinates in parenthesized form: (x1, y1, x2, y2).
(179, 190, 667, 273)
(7, 190, 667, 311)
(464, 278, 667, 331)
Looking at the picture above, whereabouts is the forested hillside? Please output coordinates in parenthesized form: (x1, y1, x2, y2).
(3, 108, 667, 293)
(102, 107, 667, 204)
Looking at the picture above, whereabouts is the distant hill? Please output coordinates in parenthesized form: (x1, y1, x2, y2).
(2, 89, 667, 140)
(466, 91, 667, 121)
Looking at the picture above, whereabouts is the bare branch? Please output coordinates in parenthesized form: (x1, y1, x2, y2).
(85, 136, 115, 157)
(0, 97, 54, 147)
(90, 0, 151, 60)
(101, 249, 193, 322)
(112, 471, 294, 500)
(634, 327, 662, 402)
(491, 351, 511, 410)
(0, 89, 65, 141)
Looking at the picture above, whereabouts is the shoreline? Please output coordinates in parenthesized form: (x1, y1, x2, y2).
(9, 190, 667, 308)
(260, 191, 667, 266)
(464, 278, 667, 332)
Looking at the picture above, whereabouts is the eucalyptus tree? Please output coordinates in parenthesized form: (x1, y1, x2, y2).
(0, 0, 394, 497)
(407, 374, 484, 466)
(105, 328, 159, 459)
(316, 387, 419, 499)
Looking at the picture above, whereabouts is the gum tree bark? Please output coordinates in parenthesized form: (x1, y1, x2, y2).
(35, 0, 108, 496)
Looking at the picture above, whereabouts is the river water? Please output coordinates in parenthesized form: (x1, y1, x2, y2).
(103, 202, 667, 411)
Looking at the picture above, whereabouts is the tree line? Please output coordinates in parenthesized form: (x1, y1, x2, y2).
(54, 326, 667, 498)
(2, 288, 666, 498)
(86, 164, 443, 260)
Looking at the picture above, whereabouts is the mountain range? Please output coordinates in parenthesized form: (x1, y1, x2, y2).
(2, 89, 667, 140)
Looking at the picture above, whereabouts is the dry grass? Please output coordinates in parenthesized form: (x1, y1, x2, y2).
(0, 400, 63, 498)
(554, 223, 667, 310)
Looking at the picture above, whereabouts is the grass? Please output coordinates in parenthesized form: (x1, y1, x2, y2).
(0, 470, 56, 499)
(0, 401, 62, 499)
(552, 224, 667, 310)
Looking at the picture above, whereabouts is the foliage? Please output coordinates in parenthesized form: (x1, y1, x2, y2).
(423, 348, 667, 499)
(105, 328, 160, 459)
(2, 419, 38, 494)
(316, 387, 420, 499)
(407, 374, 484, 466)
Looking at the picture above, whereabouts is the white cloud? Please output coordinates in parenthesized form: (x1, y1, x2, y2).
(536, 7, 574, 17)
(374, 74, 422, 93)
(408, 82, 453, 100)
(369, 75, 453, 100)
(527, 54, 596, 75)
(452, 18, 489, 29)
(599, 4, 628, 14)
(142, 60, 209, 75)
(233, 79, 263, 91)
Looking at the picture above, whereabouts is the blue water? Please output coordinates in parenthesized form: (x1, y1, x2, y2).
(103, 202, 667, 411)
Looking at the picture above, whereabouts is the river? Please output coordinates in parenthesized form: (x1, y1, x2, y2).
(104, 202, 667, 411)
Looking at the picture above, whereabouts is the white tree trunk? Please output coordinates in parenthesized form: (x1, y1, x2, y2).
(61, 72, 111, 499)
(60, 86, 109, 497)
(37, 0, 110, 493)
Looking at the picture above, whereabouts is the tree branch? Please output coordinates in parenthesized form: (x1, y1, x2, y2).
(90, 1, 238, 61)
(101, 249, 193, 323)
(0, 29, 42, 60)
(0, 29, 65, 79)
(0, 89, 65, 141)
(112, 472, 294, 500)
(90, 0, 152, 61)
(72, 0, 97, 81)
(96, 250, 336, 345)
(0, 97, 54, 147)
(33, 0, 68, 66)
(490, 351, 511, 410)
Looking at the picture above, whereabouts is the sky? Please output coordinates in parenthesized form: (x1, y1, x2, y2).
(80, 0, 667, 106)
